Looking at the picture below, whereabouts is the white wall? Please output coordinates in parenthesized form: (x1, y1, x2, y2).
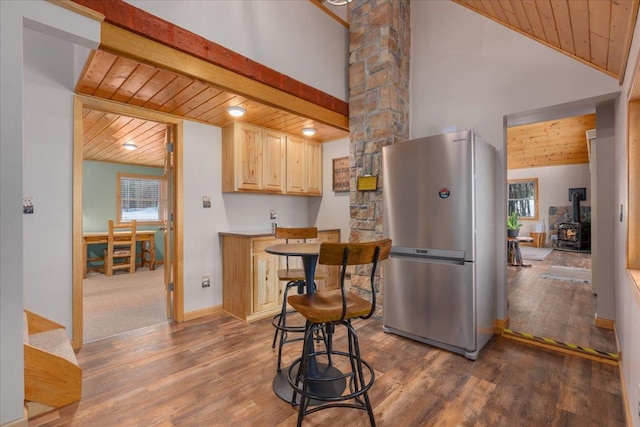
(0, 4, 26, 423)
(594, 103, 616, 321)
(311, 138, 351, 241)
(410, 0, 621, 322)
(181, 120, 311, 312)
(125, 0, 349, 101)
(614, 11, 640, 422)
(508, 164, 591, 240)
(1, 2, 99, 424)
(182, 121, 223, 311)
(23, 27, 77, 333)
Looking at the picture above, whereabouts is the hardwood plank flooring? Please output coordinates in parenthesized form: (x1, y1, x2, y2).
(30, 311, 625, 426)
(508, 247, 617, 354)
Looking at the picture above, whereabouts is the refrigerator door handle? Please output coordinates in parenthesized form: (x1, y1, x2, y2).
(390, 252, 466, 266)
(391, 246, 465, 264)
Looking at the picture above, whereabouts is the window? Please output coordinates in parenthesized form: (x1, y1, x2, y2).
(508, 178, 539, 220)
(117, 173, 163, 224)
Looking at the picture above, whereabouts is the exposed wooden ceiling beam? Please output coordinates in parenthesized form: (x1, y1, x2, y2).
(99, 23, 348, 132)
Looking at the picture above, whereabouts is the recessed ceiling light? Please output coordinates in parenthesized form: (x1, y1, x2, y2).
(123, 141, 137, 150)
(302, 128, 317, 136)
(226, 106, 246, 117)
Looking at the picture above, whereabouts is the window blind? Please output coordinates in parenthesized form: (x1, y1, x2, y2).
(120, 176, 161, 221)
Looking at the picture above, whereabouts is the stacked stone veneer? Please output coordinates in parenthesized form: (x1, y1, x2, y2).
(548, 206, 592, 230)
(348, 0, 410, 315)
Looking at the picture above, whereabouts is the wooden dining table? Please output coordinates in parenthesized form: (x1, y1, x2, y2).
(83, 230, 156, 278)
(265, 242, 346, 404)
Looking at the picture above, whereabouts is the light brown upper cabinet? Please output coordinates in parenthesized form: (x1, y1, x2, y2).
(286, 136, 322, 195)
(263, 129, 287, 193)
(286, 135, 306, 194)
(306, 140, 322, 195)
(223, 122, 322, 196)
(222, 122, 286, 194)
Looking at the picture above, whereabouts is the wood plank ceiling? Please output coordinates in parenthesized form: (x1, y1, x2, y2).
(82, 108, 168, 168)
(78, 49, 349, 167)
(80, 0, 639, 168)
(507, 113, 595, 169)
(452, 0, 639, 81)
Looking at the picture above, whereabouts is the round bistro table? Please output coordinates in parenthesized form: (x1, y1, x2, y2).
(265, 243, 346, 404)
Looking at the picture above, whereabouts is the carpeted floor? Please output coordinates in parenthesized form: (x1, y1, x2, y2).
(541, 265, 592, 283)
(83, 266, 167, 342)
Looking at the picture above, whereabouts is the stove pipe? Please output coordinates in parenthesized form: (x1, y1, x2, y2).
(571, 192, 581, 222)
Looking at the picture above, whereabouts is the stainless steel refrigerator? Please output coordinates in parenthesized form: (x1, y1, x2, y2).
(382, 130, 496, 360)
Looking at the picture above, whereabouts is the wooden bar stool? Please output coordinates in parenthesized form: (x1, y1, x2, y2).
(287, 239, 392, 427)
(271, 227, 326, 372)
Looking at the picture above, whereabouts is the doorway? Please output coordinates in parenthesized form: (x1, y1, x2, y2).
(72, 95, 184, 348)
(504, 103, 617, 359)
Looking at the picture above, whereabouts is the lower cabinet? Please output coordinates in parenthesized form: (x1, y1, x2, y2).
(252, 238, 280, 314)
(220, 229, 340, 322)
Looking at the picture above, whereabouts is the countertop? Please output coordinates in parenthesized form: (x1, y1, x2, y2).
(219, 230, 274, 237)
(219, 229, 339, 238)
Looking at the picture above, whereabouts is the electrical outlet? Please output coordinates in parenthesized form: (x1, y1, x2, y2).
(270, 210, 277, 220)
(201, 276, 210, 288)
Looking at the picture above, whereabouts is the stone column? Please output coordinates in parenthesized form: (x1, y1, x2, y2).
(348, 0, 410, 313)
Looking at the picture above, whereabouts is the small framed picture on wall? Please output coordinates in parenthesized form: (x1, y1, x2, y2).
(332, 156, 350, 192)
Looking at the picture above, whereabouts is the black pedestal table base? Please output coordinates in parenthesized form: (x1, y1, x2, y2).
(272, 362, 346, 406)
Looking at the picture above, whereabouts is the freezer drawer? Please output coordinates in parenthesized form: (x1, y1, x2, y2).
(383, 256, 476, 351)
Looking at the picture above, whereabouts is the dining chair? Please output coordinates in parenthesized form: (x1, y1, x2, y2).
(104, 219, 137, 276)
(271, 226, 326, 372)
(286, 239, 392, 427)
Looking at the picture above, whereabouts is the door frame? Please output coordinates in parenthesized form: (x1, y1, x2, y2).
(72, 94, 184, 349)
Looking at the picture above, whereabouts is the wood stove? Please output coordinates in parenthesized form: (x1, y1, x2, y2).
(557, 222, 591, 250)
(557, 190, 591, 250)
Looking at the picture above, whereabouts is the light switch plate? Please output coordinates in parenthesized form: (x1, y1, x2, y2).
(23, 197, 34, 214)
(201, 276, 210, 288)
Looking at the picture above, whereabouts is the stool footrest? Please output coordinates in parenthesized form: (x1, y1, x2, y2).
(287, 350, 375, 403)
(271, 310, 306, 333)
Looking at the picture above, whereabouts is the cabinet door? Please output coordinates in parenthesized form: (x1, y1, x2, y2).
(238, 124, 263, 191)
(253, 251, 279, 313)
(286, 136, 307, 194)
(263, 130, 286, 193)
(306, 141, 323, 195)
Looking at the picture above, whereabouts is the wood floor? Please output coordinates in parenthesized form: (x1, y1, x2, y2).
(31, 310, 625, 426)
(508, 247, 617, 354)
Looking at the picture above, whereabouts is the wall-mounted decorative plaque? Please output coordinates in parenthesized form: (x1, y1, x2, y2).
(356, 175, 378, 191)
(332, 157, 350, 192)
